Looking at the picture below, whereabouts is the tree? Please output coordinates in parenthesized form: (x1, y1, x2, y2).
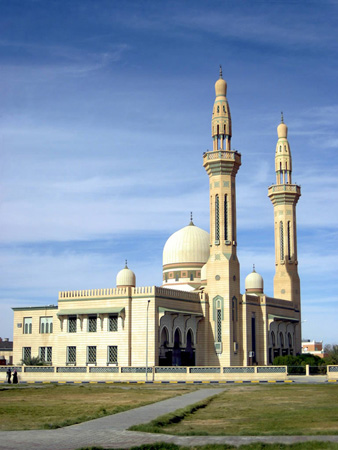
(324, 344, 338, 365)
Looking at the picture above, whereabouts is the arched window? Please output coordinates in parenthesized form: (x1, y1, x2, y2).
(215, 195, 220, 242)
(280, 332, 284, 348)
(223, 105, 226, 113)
(160, 327, 169, 347)
(224, 195, 228, 240)
(186, 329, 194, 347)
(280, 221, 284, 260)
(271, 331, 275, 347)
(288, 332, 292, 348)
(217, 106, 220, 113)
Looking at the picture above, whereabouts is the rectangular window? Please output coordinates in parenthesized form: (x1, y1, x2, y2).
(107, 346, 118, 364)
(39, 346, 52, 363)
(108, 315, 118, 332)
(67, 346, 76, 364)
(216, 309, 222, 342)
(88, 316, 97, 332)
(22, 347, 31, 361)
(23, 318, 32, 334)
(87, 346, 96, 364)
(40, 317, 53, 334)
(68, 316, 77, 333)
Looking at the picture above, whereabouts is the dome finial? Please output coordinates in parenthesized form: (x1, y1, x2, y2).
(125, 259, 128, 268)
(253, 264, 256, 272)
(189, 211, 194, 226)
(219, 65, 223, 79)
(281, 111, 284, 123)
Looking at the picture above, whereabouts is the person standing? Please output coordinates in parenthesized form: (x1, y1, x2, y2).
(13, 370, 18, 384)
(6, 368, 11, 384)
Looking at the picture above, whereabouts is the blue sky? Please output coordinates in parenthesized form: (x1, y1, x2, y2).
(0, 0, 337, 344)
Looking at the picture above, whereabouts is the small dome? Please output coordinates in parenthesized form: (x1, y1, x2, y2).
(245, 267, 264, 294)
(116, 262, 136, 288)
(201, 263, 207, 282)
(277, 114, 288, 139)
(163, 222, 210, 266)
(215, 65, 227, 97)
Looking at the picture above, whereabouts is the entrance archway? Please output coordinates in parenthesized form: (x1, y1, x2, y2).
(172, 328, 182, 366)
(182, 329, 195, 366)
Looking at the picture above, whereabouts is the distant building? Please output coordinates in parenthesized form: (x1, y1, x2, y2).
(0, 338, 13, 365)
(302, 340, 325, 358)
(12, 70, 302, 369)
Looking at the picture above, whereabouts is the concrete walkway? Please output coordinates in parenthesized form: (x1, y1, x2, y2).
(0, 387, 337, 450)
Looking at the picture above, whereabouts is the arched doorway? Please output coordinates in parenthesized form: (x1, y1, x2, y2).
(159, 327, 172, 366)
(172, 328, 182, 366)
(182, 329, 195, 366)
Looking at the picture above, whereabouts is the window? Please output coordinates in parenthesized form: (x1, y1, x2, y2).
(287, 221, 291, 260)
(87, 346, 97, 364)
(68, 316, 77, 333)
(23, 318, 32, 334)
(67, 346, 76, 364)
(22, 347, 31, 360)
(280, 221, 284, 260)
(271, 331, 276, 347)
(216, 309, 222, 342)
(215, 195, 220, 242)
(108, 346, 118, 364)
(280, 333, 284, 348)
(40, 317, 53, 334)
(224, 195, 228, 240)
(88, 316, 97, 332)
(108, 315, 118, 332)
(223, 105, 226, 113)
(39, 346, 52, 363)
(189, 273, 194, 281)
(217, 106, 220, 113)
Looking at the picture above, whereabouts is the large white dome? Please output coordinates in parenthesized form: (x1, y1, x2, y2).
(163, 222, 210, 266)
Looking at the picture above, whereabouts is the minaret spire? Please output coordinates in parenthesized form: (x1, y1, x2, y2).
(211, 66, 231, 151)
(268, 117, 301, 306)
(203, 70, 241, 366)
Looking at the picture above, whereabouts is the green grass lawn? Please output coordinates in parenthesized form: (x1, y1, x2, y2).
(79, 442, 338, 450)
(0, 383, 195, 430)
(130, 384, 338, 436)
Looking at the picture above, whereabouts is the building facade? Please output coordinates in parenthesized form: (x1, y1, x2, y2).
(12, 70, 302, 368)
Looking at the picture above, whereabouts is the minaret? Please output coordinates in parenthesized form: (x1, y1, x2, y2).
(268, 115, 301, 307)
(203, 68, 241, 365)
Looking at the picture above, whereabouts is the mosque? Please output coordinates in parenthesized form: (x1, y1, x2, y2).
(12, 70, 302, 369)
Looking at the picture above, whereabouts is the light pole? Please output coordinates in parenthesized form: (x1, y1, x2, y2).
(146, 299, 150, 381)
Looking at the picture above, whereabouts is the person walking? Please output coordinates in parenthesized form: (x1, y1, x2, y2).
(13, 370, 18, 384)
(6, 368, 11, 384)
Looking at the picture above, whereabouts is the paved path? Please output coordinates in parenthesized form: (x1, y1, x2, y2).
(1, 387, 337, 450)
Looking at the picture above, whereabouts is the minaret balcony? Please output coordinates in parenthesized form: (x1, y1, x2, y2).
(268, 184, 301, 195)
(203, 149, 241, 164)
(203, 150, 241, 176)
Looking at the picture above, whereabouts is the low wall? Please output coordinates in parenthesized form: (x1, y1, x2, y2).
(0, 365, 288, 383)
